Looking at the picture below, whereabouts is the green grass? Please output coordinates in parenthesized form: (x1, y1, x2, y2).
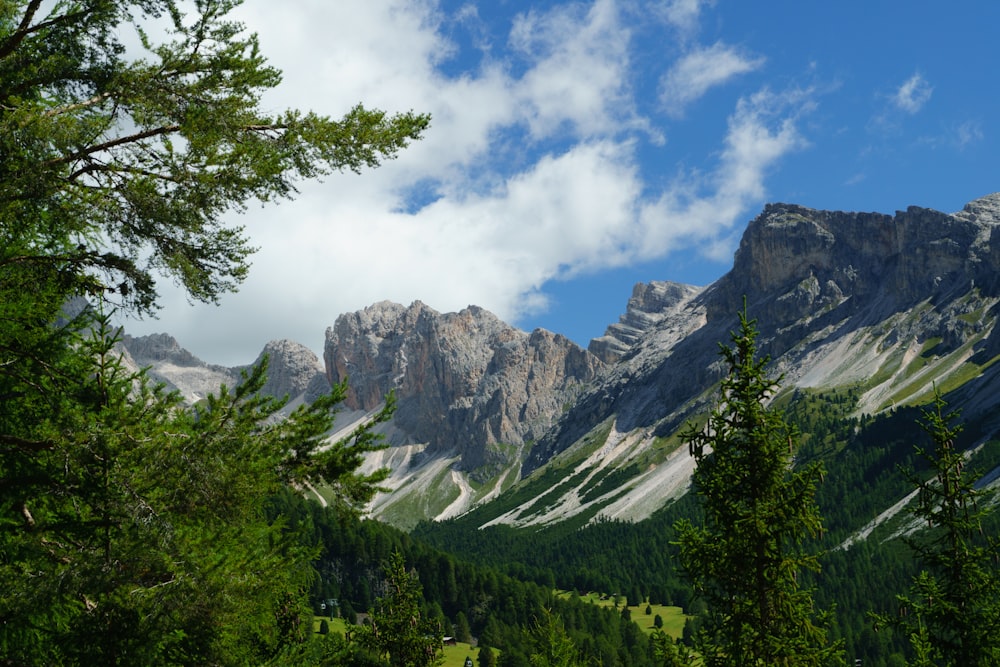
(442, 643, 488, 667)
(312, 617, 491, 666)
(630, 603, 687, 638)
(559, 592, 689, 639)
(878, 333, 995, 411)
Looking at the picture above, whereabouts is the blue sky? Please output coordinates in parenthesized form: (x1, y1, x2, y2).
(123, 1, 1000, 365)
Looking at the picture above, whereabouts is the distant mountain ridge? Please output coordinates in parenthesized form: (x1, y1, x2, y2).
(119, 334, 328, 409)
(126, 193, 1000, 532)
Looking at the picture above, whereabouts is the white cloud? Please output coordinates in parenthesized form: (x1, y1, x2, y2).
(893, 72, 933, 114)
(660, 42, 764, 117)
(120, 1, 808, 365)
(639, 87, 810, 260)
(954, 120, 984, 149)
(509, 0, 640, 140)
(653, 0, 716, 36)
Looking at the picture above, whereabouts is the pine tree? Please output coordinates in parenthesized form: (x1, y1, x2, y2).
(651, 629, 695, 666)
(0, 0, 428, 313)
(674, 307, 841, 666)
(0, 2, 423, 662)
(873, 391, 1000, 666)
(527, 608, 581, 667)
(0, 312, 394, 664)
(455, 610, 474, 643)
(478, 644, 497, 667)
(352, 551, 444, 667)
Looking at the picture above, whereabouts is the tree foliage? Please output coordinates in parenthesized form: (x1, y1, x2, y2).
(0, 0, 428, 312)
(0, 312, 394, 664)
(873, 391, 1000, 666)
(674, 308, 841, 666)
(527, 608, 581, 667)
(351, 551, 444, 667)
(650, 629, 694, 666)
(0, 0, 424, 662)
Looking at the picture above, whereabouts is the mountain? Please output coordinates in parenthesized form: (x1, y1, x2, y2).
(349, 193, 1000, 530)
(501, 194, 1000, 528)
(322, 300, 603, 526)
(119, 334, 328, 409)
(129, 193, 1000, 533)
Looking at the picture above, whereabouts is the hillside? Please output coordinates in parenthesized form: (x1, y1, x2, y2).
(130, 194, 1000, 533)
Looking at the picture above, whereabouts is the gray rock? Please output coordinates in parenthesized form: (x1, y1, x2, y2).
(249, 339, 328, 401)
(589, 281, 702, 363)
(525, 193, 1000, 473)
(324, 300, 604, 471)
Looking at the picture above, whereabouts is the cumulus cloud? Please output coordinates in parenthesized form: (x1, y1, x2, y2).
(639, 87, 810, 260)
(893, 72, 933, 113)
(120, 1, 809, 365)
(508, 0, 643, 140)
(660, 42, 765, 117)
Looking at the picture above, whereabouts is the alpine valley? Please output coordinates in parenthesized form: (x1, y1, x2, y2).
(126, 193, 1000, 532)
(116, 193, 1000, 662)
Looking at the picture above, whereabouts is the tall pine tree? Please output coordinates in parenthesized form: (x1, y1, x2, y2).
(352, 551, 444, 667)
(674, 307, 841, 666)
(874, 391, 1000, 666)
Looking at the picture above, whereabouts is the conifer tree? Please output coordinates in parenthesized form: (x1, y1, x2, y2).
(674, 307, 841, 666)
(651, 629, 694, 666)
(478, 644, 497, 667)
(352, 551, 444, 667)
(874, 391, 1000, 666)
(527, 608, 581, 667)
(0, 0, 428, 314)
(0, 312, 395, 664)
(0, 1, 424, 662)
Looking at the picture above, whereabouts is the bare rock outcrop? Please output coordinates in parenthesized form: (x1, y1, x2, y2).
(119, 334, 328, 404)
(120, 333, 240, 401)
(588, 281, 702, 363)
(324, 301, 604, 471)
(526, 193, 1000, 473)
(249, 339, 329, 403)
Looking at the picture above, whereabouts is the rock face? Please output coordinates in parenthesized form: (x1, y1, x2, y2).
(117, 193, 1000, 529)
(324, 301, 604, 471)
(589, 281, 703, 363)
(525, 194, 1000, 474)
(248, 339, 329, 403)
(120, 334, 328, 405)
(120, 333, 240, 401)
(713, 199, 999, 326)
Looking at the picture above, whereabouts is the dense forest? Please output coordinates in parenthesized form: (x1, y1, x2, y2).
(413, 381, 1000, 666)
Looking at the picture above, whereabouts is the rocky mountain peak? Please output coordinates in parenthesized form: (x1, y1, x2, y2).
(121, 332, 202, 366)
(589, 281, 702, 363)
(324, 300, 604, 471)
(953, 192, 1000, 224)
(119, 333, 240, 402)
(525, 194, 1000, 482)
(250, 339, 329, 403)
(712, 197, 1000, 329)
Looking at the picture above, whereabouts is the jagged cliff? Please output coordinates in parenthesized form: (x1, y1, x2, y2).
(588, 281, 702, 364)
(119, 333, 241, 402)
(126, 193, 1000, 531)
(119, 334, 329, 406)
(517, 194, 1000, 503)
(249, 339, 330, 405)
(323, 300, 603, 473)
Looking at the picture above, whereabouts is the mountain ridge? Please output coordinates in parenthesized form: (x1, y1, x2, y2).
(126, 193, 1000, 531)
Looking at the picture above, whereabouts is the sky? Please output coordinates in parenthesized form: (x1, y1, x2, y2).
(119, 0, 1000, 366)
